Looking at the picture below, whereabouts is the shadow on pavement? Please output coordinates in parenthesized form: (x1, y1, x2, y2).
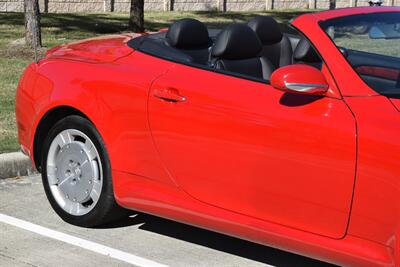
(101, 212, 337, 267)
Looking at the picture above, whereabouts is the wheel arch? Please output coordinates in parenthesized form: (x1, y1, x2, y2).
(33, 106, 91, 172)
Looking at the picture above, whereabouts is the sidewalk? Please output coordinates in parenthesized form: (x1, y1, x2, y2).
(0, 152, 37, 179)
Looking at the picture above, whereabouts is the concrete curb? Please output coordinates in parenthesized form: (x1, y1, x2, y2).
(0, 152, 37, 179)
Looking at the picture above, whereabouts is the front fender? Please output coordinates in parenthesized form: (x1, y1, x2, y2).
(21, 55, 175, 186)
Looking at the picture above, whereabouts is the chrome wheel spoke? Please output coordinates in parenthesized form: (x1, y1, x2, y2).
(55, 131, 73, 148)
(91, 161, 99, 180)
(47, 164, 58, 185)
(90, 188, 100, 203)
(68, 202, 74, 214)
(72, 202, 81, 215)
(85, 142, 97, 160)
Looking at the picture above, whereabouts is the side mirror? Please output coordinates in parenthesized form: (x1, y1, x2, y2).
(270, 64, 328, 95)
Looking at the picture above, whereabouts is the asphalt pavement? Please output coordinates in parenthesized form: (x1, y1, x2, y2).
(0, 175, 336, 267)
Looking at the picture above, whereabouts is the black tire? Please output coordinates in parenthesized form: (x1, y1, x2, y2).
(41, 115, 127, 227)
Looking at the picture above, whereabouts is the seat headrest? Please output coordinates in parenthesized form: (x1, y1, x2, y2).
(166, 18, 210, 49)
(293, 38, 321, 63)
(248, 16, 283, 45)
(211, 24, 262, 60)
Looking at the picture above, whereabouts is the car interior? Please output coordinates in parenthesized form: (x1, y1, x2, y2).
(350, 50, 400, 96)
(128, 16, 323, 82)
(319, 13, 400, 97)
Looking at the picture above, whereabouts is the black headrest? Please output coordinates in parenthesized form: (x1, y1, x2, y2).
(248, 16, 283, 45)
(166, 19, 210, 49)
(211, 24, 262, 60)
(293, 38, 321, 63)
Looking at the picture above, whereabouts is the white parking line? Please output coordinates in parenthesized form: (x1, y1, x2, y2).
(0, 213, 168, 267)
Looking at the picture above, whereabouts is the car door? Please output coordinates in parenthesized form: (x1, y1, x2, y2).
(148, 63, 356, 239)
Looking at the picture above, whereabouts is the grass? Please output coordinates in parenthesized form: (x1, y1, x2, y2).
(0, 10, 308, 153)
(335, 35, 400, 58)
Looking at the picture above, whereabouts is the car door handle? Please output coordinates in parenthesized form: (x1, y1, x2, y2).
(153, 88, 186, 103)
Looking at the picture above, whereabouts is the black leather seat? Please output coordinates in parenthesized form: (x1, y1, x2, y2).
(211, 24, 275, 80)
(248, 16, 292, 69)
(293, 38, 322, 68)
(166, 18, 212, 65)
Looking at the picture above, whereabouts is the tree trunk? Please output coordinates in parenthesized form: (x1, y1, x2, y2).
(24, 0, 42, 49)
(329, 0, 336, 9)
(129, 0, 144, 33)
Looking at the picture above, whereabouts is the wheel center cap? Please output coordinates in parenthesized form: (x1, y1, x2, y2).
(74, 167, 81, 177)
(55, 142, 95, 203)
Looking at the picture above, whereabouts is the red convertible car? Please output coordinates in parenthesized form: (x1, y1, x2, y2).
(15, 7, 400, 267)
